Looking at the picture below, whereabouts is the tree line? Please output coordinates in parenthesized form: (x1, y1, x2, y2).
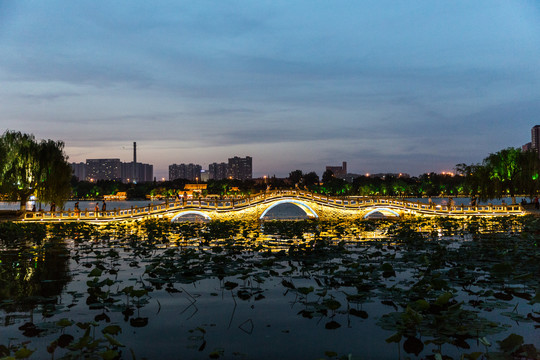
(294, 147, 540, 203)
(73, 147, 540, 203)
(0, 131, 72, 210)
(1, 131, 539, 207)
(456, 148, 540, 203)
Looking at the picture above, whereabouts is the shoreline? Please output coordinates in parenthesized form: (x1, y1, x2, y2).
(0, 210, 23, 222)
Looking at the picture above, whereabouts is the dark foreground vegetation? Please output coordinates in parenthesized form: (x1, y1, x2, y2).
(0, 216, 539, 359)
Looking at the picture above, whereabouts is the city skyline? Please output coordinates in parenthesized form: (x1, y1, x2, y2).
(72, 122, 540, 181)
(1, 1, 540, 179)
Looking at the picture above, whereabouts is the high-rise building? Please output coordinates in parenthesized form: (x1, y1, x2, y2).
(200, 170, 210, 182)
(531, 125, 540, 158)
(71, 142, 153, 182)
(138, 163, 153, 183)
(227, 156, 252, 180)
(70, 162, 86, 181)
(122, 162, 153, 183)
(326, 161, 347, 177)
(86, 159, 122, 181)
(78, 159, 152, 182)
(169, 163, 202, 181)
(209, 162, 228, 180)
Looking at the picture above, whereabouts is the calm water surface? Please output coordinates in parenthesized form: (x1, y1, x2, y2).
(0, 218, 538, 359)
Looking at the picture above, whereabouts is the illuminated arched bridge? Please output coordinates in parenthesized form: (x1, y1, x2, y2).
(20, 190, 525, 223)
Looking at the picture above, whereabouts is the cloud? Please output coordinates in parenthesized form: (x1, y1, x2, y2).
(0, 1, 539, 178)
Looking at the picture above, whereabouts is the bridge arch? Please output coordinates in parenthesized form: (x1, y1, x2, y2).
(363, 207, 401, 219)
(171, 210, 212, 222)
(259, 199, 319, 220)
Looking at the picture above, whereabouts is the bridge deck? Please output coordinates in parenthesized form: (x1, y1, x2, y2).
(18, 190, 524, 223)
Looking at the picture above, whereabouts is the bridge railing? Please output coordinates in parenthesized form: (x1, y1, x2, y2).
(20, 191, 524, 221)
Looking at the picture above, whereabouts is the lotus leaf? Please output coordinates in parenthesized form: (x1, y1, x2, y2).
(497, 333, 523, 353)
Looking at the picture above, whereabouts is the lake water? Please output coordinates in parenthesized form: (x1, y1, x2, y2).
(0, 218, 538, 359)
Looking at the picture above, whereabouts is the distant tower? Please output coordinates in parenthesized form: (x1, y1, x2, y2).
(532, 126, 540, 158)
(133, 142, 137, 183)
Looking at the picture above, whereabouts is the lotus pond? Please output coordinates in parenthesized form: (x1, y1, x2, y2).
(0, 216, 539, 360)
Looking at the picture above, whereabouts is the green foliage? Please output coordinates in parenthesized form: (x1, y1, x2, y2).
(0, 131, 40, 209)
(0, 131, 72, 209)
(14, 346, 35, 359)
(497, 333, 524, 353)
(288, 169, 303, 185)
(302, 172, 320, 187)
(0, 222, 47, 244)
(457, 147, 540, 202)
(34, 139, 72, 208)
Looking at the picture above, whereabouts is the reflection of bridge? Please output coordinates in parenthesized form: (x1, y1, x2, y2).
(20, 190, 524, 223)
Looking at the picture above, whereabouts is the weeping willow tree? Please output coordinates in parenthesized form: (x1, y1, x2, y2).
(456, 148, 540, 204)
(34, 139, 73, 209)
(485, 148, 522, 204)
(0, 131, 72, 210)
(0, 132, 39, 210)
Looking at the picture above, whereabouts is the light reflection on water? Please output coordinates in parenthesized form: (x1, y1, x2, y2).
(0, 238, 400, 359)
(0, 218, 538, 359)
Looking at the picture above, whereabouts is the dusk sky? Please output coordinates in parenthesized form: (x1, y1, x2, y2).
(1, 1, 539, 180)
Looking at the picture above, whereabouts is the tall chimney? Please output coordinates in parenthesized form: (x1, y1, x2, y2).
(133, 142, 137, 182)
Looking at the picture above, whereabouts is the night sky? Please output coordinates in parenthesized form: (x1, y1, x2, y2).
(1, 1, 539, 179)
